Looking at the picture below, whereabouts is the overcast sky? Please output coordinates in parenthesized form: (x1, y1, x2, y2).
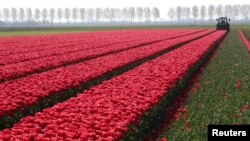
(0, 0, 249, 19)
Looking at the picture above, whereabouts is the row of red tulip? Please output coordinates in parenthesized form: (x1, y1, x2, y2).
(0, 30, 199, 65)
(239, 31, 250, 52)
(0, 30, 226, 140)
(0, 32, 111, 51)
(0, 30, 200, 65)
(0, 30, 155, 50)
(0, 30, 211, 81)
(0, 30, 186, 56)
(0, 30, 213, 118)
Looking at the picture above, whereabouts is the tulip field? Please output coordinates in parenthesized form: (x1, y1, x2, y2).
(0, 27, 249, 140)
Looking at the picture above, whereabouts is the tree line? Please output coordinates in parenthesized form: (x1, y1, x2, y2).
(0, 7, 160, 24)
(0, 4, 249, 25)
(168, 4, 250, 24)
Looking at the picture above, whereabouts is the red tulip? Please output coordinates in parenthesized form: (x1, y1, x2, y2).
(161, 137, 168, 141)
(0, 30, 226, 140)
(235, 80, 241, 89)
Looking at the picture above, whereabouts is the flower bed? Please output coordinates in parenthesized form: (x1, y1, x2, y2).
(0, 31, 226, 140)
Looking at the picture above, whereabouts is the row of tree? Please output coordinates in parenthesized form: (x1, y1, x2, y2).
(168, 4, 250, 24)
(0, 7, 160, 24)
(0, 4, 249, 25)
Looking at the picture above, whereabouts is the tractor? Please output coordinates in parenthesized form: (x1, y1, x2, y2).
(216, 17, 230, 31)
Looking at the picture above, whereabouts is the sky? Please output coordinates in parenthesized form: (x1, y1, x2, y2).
(0, 0, 249, 19)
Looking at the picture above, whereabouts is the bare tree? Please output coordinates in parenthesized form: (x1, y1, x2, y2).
(200, 5, 206, 24)
(128, 7, 135, 23)
(240, 4, 249, 22)
(168, 8, 175, 25)
(102, 8, 109, 22)
(64, 8, 71, 23)
(136, 7, 143, 22)
(0, 10, 2, 21)
(225, 4, 233, 17)
(144, 7, 151, 22)
(152, 7, 160, 22)
(247, 4, 250, 21)
(109, 8, 116, 22)
(72, 8, 79, 23)
(19, 8, 25, 23)
(192, 5, 199, 24)
(95, 8, 102, 23)
(232, 5, 240, 22)
(26, 8, 32, 22)
(3, 8, 10, 22)
(34, 8, 41, 22)
(114, 8, 119, 22)
(49, 8, 55, 24)
(42, 8, 48, 23)
(216, 5, 223, 17)
(122, 7, 128, 22)
(87, 8, 94, 22)
(208, 5, 215, 22)
(176, 6, 182, 23)
(11, 8, 17, 23)
(181, 7, 187, 23)
(57, 8, 63, 23)
(80, 8, 85, 23)
(114, 8, 122, 21)
(185, 7, 191, 24)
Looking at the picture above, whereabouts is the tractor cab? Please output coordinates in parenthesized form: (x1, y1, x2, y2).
(216, 17, 230, 30)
